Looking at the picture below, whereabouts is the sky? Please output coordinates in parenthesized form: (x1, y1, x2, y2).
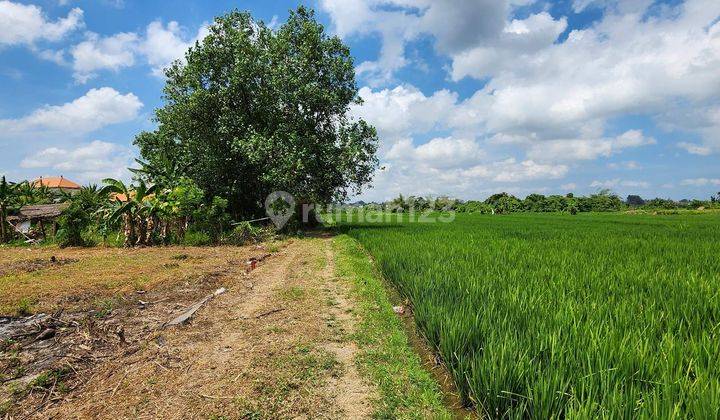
(0, 0, 719, 202)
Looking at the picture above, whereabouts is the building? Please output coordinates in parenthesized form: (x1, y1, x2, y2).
(32, 176, 81, 194)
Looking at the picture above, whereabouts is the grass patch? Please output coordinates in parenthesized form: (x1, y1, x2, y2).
(15, 298, 33, 316)
(279, 286, 306, 301)
(333, 235, 452, 419)
(0, 246, 257, 316)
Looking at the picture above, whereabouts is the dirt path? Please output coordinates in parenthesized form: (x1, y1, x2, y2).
(38, 237, 377, 419)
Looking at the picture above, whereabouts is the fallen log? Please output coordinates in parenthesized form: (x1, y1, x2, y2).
(164, 288, 226, 327)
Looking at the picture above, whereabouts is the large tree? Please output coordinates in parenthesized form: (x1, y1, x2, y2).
(135, 7, 379, 218)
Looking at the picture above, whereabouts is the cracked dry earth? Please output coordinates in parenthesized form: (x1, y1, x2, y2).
(39, 236, 377, 419)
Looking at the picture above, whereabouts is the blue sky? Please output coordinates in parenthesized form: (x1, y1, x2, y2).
(1, 0, 719, 201)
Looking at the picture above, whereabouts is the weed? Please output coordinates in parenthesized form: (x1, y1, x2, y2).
(15, 298, 33, 316)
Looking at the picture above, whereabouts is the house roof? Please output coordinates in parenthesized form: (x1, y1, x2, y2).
(109, 192, 155, 203)
(32, 176, 81, 190)
(14, 203, 70, 220)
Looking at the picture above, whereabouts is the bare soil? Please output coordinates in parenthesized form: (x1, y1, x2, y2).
(2, 237, 379, 419)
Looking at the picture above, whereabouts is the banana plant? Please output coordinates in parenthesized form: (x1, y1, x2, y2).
(100, 178, 157, 247)
(0, 176, 18, 243)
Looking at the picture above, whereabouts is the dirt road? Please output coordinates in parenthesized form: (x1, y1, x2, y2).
(37, 237, 377, 419)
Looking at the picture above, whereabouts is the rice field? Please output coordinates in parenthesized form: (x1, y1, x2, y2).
(338, 212, 720, 418)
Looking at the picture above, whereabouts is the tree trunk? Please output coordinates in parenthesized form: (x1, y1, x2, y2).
(135, 216, 147, 246)
(145, 216, 156, 245)
(122, 213, 135, 247)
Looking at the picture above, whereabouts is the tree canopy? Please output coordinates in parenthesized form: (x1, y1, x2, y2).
(135, 7, 379, 218)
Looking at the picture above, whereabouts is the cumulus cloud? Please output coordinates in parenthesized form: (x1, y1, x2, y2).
(330, 0, 720, 162)
(527, 130, 655, 162)
(0, 1, 83, 46)
(20, 140, 133, 183)
(680, 178, 720, 187)
(449, 12, 567, 81)
(137, 20, 209, 76)
(386, 137, 485, 169)
(677, 142, 712, 156)
(590, 179, 650, 189)
(352, 85, 457, 143)
(60, 20, 208, 82)
(449, 0, 720, 145)
(0, 87, 142, 135)
(319, 0, 519, 84)
(71, 32, 138, 83)
(608, 160, 642, 170)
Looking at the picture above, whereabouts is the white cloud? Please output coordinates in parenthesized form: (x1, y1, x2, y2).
(479, 159, 568, 183)
(20, 140, 133, 183)
(138, 20, 209, 77)
(71, 32, 138, 83)
(677, 142, 712, 156)
(450, 12, 567, 81)
(0, 87, 142, 135)
(590, 179, 650, 189)
(366, 157, 567, 201)
(561, 183, 577, 190)
(0, 1, 83, 46)
(450, 1, 720, 143)
(386, 137, 485, 169)
(608, 160, 641, 170)
(527, 130, 655, 162)
(53, 20, 208, 82)
(331, 0, 720, 163)
(352, 85, 458, 143)
(319, 0, 517, 84)
(680, 178, 720, 187)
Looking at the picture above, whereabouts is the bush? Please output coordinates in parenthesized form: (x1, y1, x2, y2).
(457, 201, 493, 214)
(56, 203, 91, 247)
(222, 222, 273, 245)
(182, 230, 212, 246)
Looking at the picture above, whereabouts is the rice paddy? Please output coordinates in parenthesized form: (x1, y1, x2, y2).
(338, 212, 720, 418)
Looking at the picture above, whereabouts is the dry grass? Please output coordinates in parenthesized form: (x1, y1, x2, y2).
(0, 245, 259, 316)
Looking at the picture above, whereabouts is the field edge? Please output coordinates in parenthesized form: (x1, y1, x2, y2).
(333, 234, 456, 419)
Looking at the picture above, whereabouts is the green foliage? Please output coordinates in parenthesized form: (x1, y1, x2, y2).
(0, 176, 17, 243)
(165, 177, 204, 218)
(134, 7, 379, 218)
(485, 192, 522, 214)
(182, 230, 212, 246)
(341, 213, 720, 418)
(456, 200, 494, 214)
(15, 298, 33, 316)
(57, 202, 92, 247)
(221, 222, 268, 245)
(193, 196, 231, 242)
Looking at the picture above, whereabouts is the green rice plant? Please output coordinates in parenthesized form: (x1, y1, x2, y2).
(338, 213, 720, 418)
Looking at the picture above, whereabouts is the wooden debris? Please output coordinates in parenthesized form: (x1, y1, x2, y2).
(255, 308, 285, 319)
(164, 288, 227, 327)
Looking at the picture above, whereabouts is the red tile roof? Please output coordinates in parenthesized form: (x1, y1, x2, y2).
(32, 176, 81, 190)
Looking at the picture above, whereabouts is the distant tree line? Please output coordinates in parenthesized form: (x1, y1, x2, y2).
(350, 190, 720, 215)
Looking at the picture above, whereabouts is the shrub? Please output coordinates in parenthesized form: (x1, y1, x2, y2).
(56, 202, 91, 247)
(182, 230, 212, 246)
(222, 222, 273, 245)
